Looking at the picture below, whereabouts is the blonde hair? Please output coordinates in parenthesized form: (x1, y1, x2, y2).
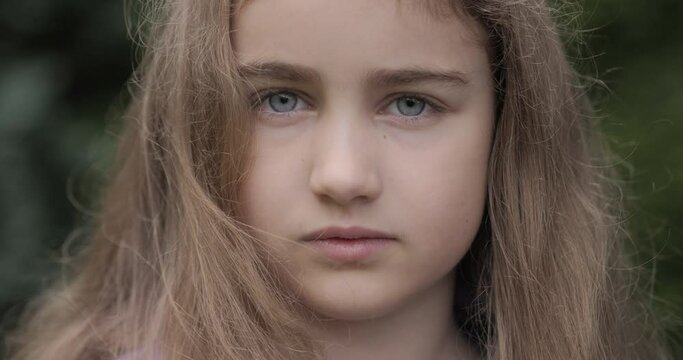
(4, 0, 669, 359)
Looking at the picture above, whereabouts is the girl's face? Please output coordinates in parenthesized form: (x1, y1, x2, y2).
(236, 0, 494, 320)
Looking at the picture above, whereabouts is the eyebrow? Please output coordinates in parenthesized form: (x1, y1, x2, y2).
(365, 67, 469, 88)
(236, 60, 470, 88)
(237, 61, 322, 83)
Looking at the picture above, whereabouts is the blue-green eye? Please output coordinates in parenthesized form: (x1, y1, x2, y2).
(267, 92, 298, 112)
(395, 96, 426, 116)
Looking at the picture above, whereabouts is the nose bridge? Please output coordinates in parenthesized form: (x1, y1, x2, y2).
(309, 109, 381, 205)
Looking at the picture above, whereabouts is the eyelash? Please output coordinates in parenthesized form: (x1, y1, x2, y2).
(250, 88, 446, 124)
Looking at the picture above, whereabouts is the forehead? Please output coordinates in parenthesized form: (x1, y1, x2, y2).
(234, 0, 465, 18)
(233, 0, 488, 81)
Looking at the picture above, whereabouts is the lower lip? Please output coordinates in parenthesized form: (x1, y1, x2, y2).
(307, 238, 394, 262)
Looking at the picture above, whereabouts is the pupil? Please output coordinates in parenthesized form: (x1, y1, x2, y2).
(269, 92, 298, 112)
(398, 97, 425, 116)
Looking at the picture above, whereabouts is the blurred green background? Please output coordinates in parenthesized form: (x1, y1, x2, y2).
(0, 0, 681, 357)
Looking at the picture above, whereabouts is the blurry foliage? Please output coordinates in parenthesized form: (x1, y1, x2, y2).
(580, 0, 683, 354)
(0, 0, 681, 357)
(0, 0, 130, 348)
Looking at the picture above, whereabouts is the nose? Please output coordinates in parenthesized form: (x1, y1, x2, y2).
(308, 114, 382, 207)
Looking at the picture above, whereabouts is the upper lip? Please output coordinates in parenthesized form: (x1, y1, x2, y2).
(301, 226, 397, 242)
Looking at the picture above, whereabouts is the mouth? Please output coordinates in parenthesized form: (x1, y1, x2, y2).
(301, 225, 397, 242)
(301, 226, 397, 262)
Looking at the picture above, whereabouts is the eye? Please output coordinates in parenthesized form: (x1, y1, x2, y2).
(388, 95, 441, 117)
(267, 91, 298, 112)
(254, 90, 309, 115)
(393, 96, 426, 117)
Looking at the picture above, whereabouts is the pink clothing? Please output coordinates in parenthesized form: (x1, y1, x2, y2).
(117, 348, 160, 360)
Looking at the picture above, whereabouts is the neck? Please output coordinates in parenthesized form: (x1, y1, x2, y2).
(307, 271, 479, 360)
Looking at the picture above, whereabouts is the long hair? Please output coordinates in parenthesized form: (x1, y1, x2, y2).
(4, 0, 668, 359)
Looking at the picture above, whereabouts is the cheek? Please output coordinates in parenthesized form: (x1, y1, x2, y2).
(237, 137, 310, 245)
(238, 148, 294, 231)
(412, 179, 486, 257)
(390, 139, 489, 270)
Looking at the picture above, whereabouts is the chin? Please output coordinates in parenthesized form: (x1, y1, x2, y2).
(308, 299, 397, 321)
(298, 279, 407, 321)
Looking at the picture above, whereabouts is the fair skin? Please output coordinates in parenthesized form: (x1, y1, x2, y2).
(235, 1, 493, 359)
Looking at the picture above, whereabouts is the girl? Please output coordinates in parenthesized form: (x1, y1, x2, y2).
(5, 0, 669, 359)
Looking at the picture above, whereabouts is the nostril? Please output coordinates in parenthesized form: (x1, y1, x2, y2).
(309, 168, 381, 206)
